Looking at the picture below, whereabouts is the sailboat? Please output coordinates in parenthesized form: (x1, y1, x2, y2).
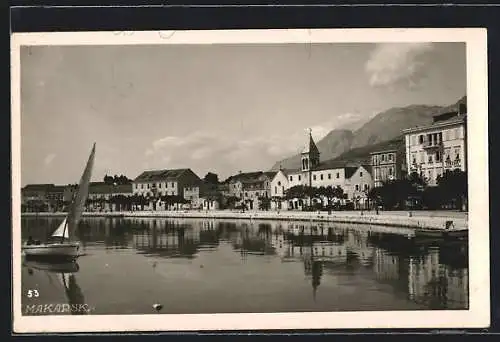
(23, 143, 96, 260)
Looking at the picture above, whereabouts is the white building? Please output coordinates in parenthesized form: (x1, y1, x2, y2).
(270, 132, 374, 210)
(402, 108, 467, 186)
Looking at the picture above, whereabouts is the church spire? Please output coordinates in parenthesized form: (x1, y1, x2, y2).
(301, 128, 320, 172)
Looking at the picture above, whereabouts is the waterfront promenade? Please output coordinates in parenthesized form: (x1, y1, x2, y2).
(21, 209, 468, 231)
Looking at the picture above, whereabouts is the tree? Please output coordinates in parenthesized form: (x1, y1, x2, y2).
(224, 195, 240, 209)
(204, 172, 219, 185)
(103, 174, 114, 185)
(285, 185, 307, 200)
(258, 196, 271, 211)
(437, 169, 468, 211)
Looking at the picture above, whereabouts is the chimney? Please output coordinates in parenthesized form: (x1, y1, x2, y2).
(458, 103, 467, 115)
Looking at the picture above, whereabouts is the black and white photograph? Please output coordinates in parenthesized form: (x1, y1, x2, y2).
(11, 28, 489, 332)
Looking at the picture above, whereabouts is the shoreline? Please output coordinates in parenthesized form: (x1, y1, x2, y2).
(21, 210, 468, 231)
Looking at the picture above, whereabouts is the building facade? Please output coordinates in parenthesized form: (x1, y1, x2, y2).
(402, 110, 467, 186)
(132, 168, 202, 198)
(370, 145, 406, 187)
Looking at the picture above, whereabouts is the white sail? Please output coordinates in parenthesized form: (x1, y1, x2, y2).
(66, 143, 96, 241)
(51, 217, 69, 239)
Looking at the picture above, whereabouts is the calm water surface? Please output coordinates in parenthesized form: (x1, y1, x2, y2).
(21, 217, 469, 315)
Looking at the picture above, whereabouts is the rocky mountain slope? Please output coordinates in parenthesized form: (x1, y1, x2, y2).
(270, 96, 467, 170)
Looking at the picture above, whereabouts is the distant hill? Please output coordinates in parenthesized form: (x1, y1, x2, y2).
(270, 96, 467, 170)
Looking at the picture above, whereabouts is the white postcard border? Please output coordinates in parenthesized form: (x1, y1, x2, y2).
(11, 28, 490, 333)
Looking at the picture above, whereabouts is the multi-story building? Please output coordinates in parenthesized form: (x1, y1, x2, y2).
(21, 184, 55, 202)
(132, 168, 202, 198)
(270, 131, 374, 210)
(21, 183, 70, 211)
(402, 106, 467, 186)
(370, 142, 406, 187)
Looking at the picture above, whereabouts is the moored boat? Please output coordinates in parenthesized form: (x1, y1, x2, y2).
(445, 229, 468, 240)
(414, 229, 445, 239)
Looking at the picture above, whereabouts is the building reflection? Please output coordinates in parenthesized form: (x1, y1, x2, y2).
(21, 217, 469, 309)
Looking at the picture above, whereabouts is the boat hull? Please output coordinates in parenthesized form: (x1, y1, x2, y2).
(414, 229, 445, 239)
(23, 242, 81, 261)
(445, 229, 468, 240)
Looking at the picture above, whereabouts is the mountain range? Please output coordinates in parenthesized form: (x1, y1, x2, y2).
(269, 96, 467, 170)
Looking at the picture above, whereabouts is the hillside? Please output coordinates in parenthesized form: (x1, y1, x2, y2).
(270, 96, 466, 171)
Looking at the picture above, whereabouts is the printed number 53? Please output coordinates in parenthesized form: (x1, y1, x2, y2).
(27, 289, 39, 298)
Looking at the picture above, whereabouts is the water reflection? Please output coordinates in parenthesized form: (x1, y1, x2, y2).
(22, 259, 87, 315)
(21, 217, 469, 312)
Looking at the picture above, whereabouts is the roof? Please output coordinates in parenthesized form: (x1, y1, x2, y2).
(344, 167, 358, 179)
(402, 114, 466, 134)
(277, 168, 301, 176)
(301, 132, 320, 155)
(23, 184, 56, 191)
(134, 168, 190, 182)
(263, 171, 278, 179)
(225, 171, 264, 183)
(369, 149, 398, 155)
(312, 159, 359, 172)
(89, 182, 133, 194)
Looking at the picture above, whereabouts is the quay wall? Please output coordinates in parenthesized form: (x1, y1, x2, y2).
(21, 210, 468, 231)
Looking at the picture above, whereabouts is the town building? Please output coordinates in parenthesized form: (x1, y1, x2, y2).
(132, 168, 202, 198)
(21, 183, 72, 212)
(223, 171, 276, 209)
(402, 105, 467, 186)
(87, 182, 133, 211)
(370, 142, 407, 187)
(184, 180, 221, 210)
(270, 131, 374, 210)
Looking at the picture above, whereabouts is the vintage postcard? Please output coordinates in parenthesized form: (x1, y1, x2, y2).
(11, 28, 490, 333)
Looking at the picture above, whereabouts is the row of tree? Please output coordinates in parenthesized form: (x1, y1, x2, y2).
(368, 169, 468, 211)
(103, 174, 132, 185)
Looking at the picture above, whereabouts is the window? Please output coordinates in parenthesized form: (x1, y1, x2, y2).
(381, 154, 385, 162)
(389, 168, 393, 176)
(355, 184, 359, 191)
(320, 174, 323, 180)
(336, 172, 340, 179)
(147, 184, 150, 189)
(298, 175, 301, 181)
(389, 154, 393, 161)
(274, 186, 277, 194)
(141, 184, 143, 189)
(328, 173, 331, 179)
(435, 151, 442, 162)
(428, 154, 433, 164)
(290, 176, 293, 181)
(313, 175, 316, 181)
(364, 184, 369, 191)
(419, 135, 424, 144)
(360, 171, 363, 177)
(277, 181, 281, 186)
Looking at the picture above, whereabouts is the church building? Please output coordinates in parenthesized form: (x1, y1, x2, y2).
(270, 130, 374, 210)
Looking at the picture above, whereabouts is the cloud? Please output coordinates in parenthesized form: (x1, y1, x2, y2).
(43, 153, 56, 167)
(142, 112, 369, 179)
(365, 43, 435, 89)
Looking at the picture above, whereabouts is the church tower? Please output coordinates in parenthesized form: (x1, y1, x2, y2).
(301, 129, 320, 173)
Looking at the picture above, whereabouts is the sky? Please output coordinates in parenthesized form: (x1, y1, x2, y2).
(20, 42, 466, 186)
